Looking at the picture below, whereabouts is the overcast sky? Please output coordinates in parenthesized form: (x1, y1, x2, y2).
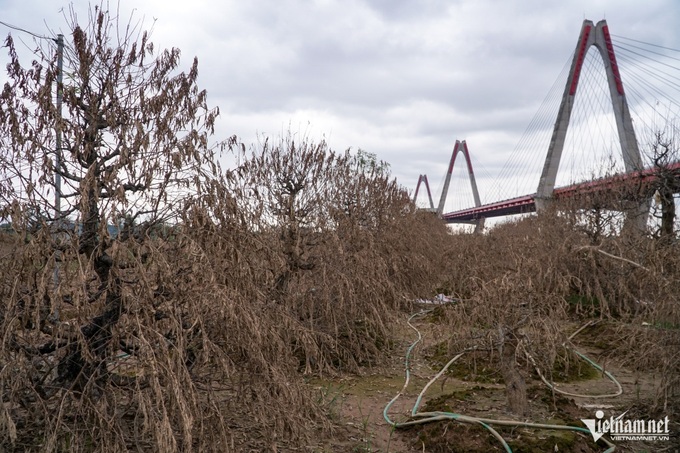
(1, 0, 679, 210)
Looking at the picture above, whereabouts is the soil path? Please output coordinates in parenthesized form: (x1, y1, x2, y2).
(307, 307, 676, 452)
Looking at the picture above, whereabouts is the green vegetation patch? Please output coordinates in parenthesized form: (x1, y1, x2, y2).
(408, 419, 598, 453)
(566, 293, 601, 315)
(550, 349, 601, 383)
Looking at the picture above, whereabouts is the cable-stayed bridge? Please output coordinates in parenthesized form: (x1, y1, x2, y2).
(413, 19, 680, 232)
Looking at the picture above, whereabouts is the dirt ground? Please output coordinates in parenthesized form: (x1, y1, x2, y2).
(306, 305, 679, 453)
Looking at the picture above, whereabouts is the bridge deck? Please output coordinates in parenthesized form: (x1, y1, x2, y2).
(442, 162, 680, 223)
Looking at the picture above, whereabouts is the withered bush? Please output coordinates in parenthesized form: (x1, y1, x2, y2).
(0, 217, 328, 452)
(437, 210, 679, 414)
(221, 135, 451, 373)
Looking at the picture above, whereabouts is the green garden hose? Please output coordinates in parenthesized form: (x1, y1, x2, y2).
(383, 309, 618, 452)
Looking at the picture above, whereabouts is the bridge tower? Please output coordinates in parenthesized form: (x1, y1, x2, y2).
(536, 19, 647, 229)
(413, 174, 435, 211)
(436, 140, 484, 232)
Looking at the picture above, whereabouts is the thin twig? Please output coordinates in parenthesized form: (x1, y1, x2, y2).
(574, 245, 650, 272)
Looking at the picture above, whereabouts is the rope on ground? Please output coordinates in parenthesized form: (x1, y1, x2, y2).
(383, 309, 618, 453)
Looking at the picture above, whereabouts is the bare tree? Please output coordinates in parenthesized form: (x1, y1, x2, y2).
(228, 133, 349, 299)
(0, 0, 219, 421)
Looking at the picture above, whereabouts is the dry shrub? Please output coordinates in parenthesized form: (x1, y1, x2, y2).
(0, 224, 322, 452)
(219, 135, 451, 373)
(436, 209, 679, 415)
(436, 215, 578, 412)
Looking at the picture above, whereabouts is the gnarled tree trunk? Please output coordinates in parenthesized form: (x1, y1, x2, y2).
(498, 328, 529, 417)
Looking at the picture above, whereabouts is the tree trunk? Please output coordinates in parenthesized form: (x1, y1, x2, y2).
(55, 279, 122, 394)
(55, 170, 123, 393)
(498, 329, 529, 417)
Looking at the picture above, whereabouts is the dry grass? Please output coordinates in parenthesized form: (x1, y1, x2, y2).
(0, 136, 451, 452)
